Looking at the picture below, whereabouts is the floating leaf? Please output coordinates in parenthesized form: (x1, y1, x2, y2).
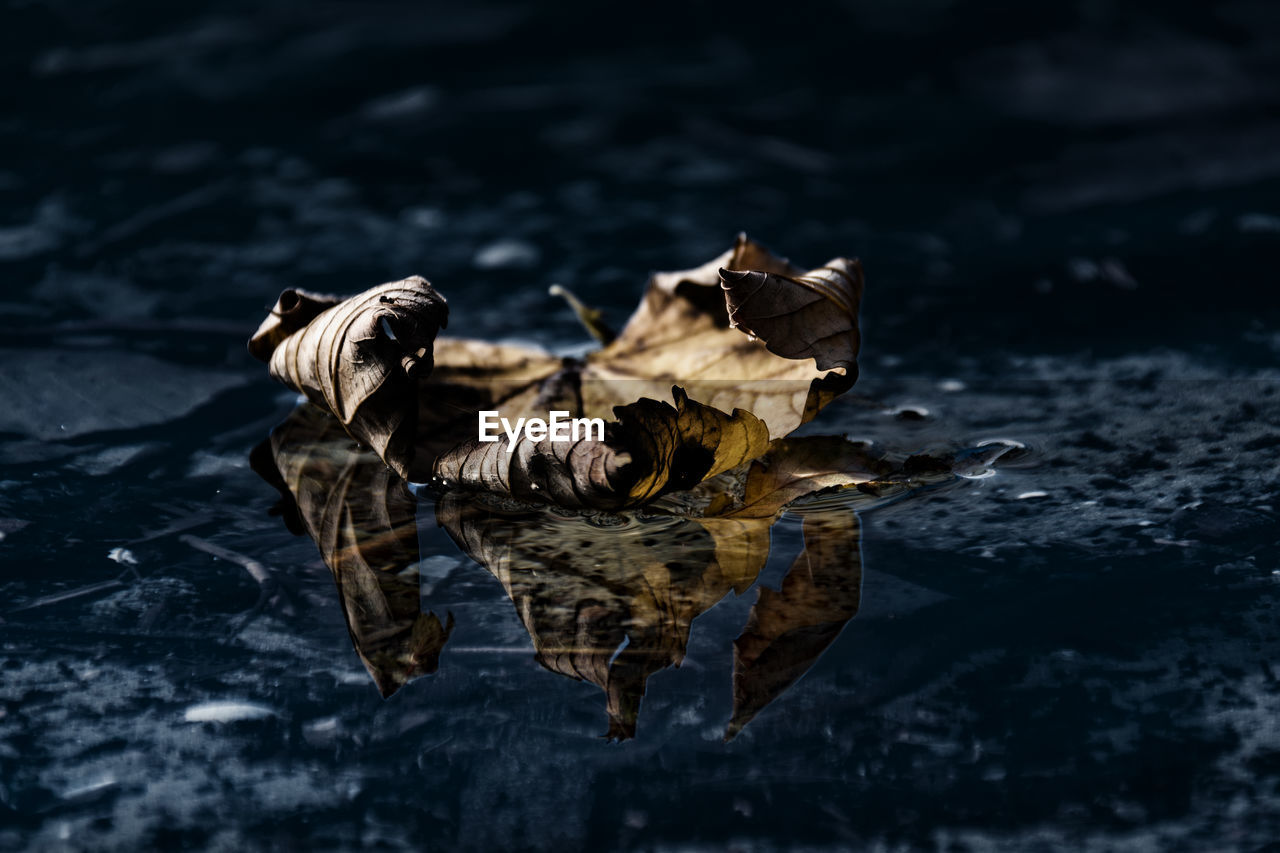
(428, 236, 863, 506)
(433, 386, 771, 510)
(246, 236, 1014, 739)
(249, 236, 863, 507)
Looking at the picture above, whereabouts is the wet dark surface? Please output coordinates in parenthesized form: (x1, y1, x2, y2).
(3, 1, 1280, 849)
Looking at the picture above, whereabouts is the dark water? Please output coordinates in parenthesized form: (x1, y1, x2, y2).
(3, 1, 1280, 849)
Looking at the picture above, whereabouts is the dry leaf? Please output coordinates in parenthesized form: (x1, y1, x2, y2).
(433, 386, 771, 510)
(252, 276, 449, 480)
(588, 233, 862, 441)
(428, 235, 863, 507)
(249, 235, 863, 508)
(246, 238, 1011, 738)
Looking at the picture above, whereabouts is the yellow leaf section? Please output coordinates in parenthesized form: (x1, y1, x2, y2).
(616, 386, 772, 505)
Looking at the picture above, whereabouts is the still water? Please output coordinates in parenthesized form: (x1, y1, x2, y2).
(3, 1, 1280, 849)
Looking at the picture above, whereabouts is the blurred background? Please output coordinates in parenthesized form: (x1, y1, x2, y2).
(3, 0, 1279, 358)
(2, 1, 1280, 850)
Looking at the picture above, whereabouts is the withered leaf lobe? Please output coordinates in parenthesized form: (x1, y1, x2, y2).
(256, 277, 448, 480)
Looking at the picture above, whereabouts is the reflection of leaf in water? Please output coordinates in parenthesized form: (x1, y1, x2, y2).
(264, 404, 453, 697)
(727, 512, 863, 742)
(436, 493, 755, 740)
(434, 436, 954, 740)
(255, 401, 973, 735)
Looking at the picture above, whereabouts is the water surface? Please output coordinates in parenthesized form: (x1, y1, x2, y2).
(2, 1, 1280, 849)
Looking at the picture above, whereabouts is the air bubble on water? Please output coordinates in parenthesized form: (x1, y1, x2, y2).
(183, 700, 277, 723)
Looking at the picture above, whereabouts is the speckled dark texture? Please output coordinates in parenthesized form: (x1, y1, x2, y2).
(2, 1, 1280, 849)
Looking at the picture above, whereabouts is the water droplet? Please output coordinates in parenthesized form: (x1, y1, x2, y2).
(107, 548, 137, 565)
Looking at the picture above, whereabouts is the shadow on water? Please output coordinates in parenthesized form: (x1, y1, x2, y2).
(252, 400, 1016, 741)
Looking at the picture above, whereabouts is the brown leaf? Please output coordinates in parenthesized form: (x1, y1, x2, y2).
(720, 258, 863, 373)
(260, 277, 449, 479)
(590, 233, 861, 440)
(250, 235, 861, 508)
(428, 236, 863, 507)
(432, 385, 771, 510)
